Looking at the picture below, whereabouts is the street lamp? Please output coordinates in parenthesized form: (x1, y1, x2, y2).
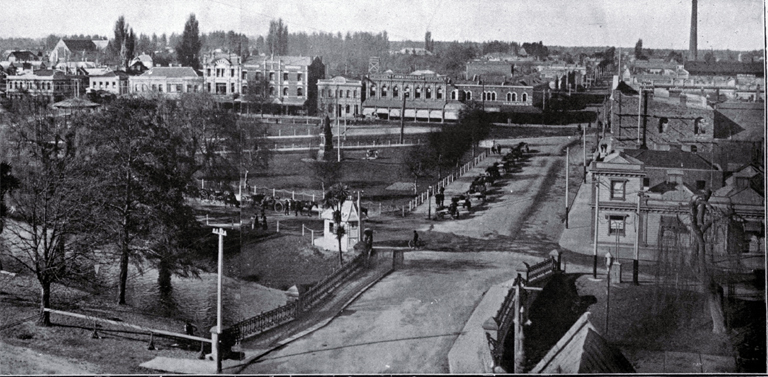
(604, 251, 614, 337)
(427, 185, 432, 220)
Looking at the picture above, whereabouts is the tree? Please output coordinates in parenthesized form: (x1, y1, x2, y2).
(2, 100, 101, 325)
(245, 75, 272, 117)
(687, 191, 732, 334)
(424, 31, 433, 53)
(0, 162, 20, 236)
(323, 115, 334, 158)
(703, 51, 716, 63)
(176, 14, 202, 69)
(87, 97, 201, 304)
(634, 39, 644, 60)
(324, 183, 349, 267)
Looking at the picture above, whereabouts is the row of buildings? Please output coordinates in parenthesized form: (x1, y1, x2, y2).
(587, 70, 764, 277)
(2, 45, 590, 119)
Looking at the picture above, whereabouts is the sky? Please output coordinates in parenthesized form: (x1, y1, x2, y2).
(3, 0, 765, 50)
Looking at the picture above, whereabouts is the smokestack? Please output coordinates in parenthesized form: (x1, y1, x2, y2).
(689, 0, 698, 61)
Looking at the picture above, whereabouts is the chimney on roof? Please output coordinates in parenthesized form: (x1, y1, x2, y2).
(689, 0, 698, 61)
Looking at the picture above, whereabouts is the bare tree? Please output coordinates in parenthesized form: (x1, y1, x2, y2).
(2, 104, 100, 325)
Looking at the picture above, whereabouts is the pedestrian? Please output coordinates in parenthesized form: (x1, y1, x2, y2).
(294, 201, 300, 216)
(261, 214, 268, 230)
(184, 322, 197, 336)
(411, 230, 419, 248)
(284, 199, 290, 215)
(251, 215, 257, 229)
(464, 197, 472, 210)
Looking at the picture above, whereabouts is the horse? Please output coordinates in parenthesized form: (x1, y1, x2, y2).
(295, 201, 319, 216)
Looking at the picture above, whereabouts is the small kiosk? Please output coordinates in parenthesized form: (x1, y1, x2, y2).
(317, 201, 364, 252)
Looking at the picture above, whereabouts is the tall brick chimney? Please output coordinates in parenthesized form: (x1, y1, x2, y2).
(689, 0, 698, 61)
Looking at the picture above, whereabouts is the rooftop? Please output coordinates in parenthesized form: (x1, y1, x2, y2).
(623, 148, 717, 170)
(139, 67, 199, 78)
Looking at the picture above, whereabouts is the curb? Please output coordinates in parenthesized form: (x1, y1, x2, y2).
(228, 266, 395, 373)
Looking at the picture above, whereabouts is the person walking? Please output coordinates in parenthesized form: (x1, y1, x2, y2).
(411, 230, 419, 249)
(284, 199, 290, 215)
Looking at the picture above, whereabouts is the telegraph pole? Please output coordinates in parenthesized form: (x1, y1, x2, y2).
(565, 147, 570, 229)
(211, 227, 227, 373)
(592, 179, 600, 278)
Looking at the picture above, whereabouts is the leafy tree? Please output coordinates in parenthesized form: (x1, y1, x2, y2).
(245, 75, 272, 117)
(109, 16, 136, 69)
(323, 115, 334, 158)
(176, 14, 202, 69)
(324, 183, 349, 267)
(2, 99, 101, 325)
(86, 97, 201, 304)
(703, 51, 716, 63)
(634, 39, 644, 60)
(266, 19, 289, 55)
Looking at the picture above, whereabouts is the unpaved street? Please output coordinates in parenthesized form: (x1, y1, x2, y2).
(240, 252, 544, 374)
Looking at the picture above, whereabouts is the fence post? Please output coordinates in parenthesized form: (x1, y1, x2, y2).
(273, 188, 276, 197)
(292, 191, 295, 200)
(312, 194, 315, 202)
(402, 206, 405, 217)
(311, 230, 314, 245)
(206, 214, 209, 225)
(302, 225, 305, 236)
(277, 220, 280, 233)
(379, 202, 382, 215)
(279, 129, 281, 137)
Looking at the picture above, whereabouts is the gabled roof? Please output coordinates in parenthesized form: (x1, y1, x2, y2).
(139, 67, 199, 78)
(61, 39, 98, 52)
(320, 200, 361, 222)
(8, 50, 38, 61)
(531, 312, 635, 374)
(623, 148, 717, 170)
(713, 102, 765, 141)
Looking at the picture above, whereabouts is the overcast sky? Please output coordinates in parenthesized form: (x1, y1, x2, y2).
(4, 0, 765, 50)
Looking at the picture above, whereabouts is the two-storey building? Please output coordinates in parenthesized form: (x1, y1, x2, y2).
(316, 76, 363, 118)
(362, 70, 457, 121)
(451, 75, 548, 113)
(89, 70, 129, 95)
(5, 69, 73, 102)
(241, 55, 325, 115)
(202, 52, 246, 97)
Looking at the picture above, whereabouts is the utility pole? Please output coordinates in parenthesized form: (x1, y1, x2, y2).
(592, 177, 600, 278)
(633, 192, 642, 285)
(400, 87, 407, 144)
(565, 147, 569, 229)
(336, 84, 341, 162)
(211, 227, 227, 373)
(582, 126, 587, 183)
(637, 89, 642, 146)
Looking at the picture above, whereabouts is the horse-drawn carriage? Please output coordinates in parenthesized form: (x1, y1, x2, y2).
(365, 149, 379, 160)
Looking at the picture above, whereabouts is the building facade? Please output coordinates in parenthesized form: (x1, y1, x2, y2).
(241, 55, 325, 115)
(316, 76, 363, 118)
(362, 71, 455, 121)
(89, 70, 129, 95)
(451, 75, 548, 112)
(129, 67, 203, 98)
(5, 69, 73, 102)
(202, 53, 246, 97)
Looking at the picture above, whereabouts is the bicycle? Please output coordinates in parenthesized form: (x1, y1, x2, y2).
(408, 239, 426, 249)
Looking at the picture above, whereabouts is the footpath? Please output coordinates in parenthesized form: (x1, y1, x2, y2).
(140, 251, 395, 374)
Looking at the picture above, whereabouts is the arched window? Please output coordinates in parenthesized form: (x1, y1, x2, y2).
(393, 85, 399, 98)
(690, 145, 698, 152)
(426, 86, 432, 99)
(345, 105, 350, 113)
(404, 85, 410, 98)
(492, 91, 497, 101)
(381, 85, 388, 97)
(512, 92, 517, 101)
(353, 90, 357, 98)
(47, 82, 51, 90)
(658, 117, 668, 133)
(297, 87, 303, 96)
(283, 87, 289, 96)
(694, 117, 704, 134)
(415, 85, 421, 99)
(506, 92, 512, 101)
(436, 86, 443, 99)
(466, 90, 472, 100)
(269, 86, 275, 95)
(451, 90, 457, 100)
(521, 93, 527, 102)
(370, 84, 377, 97)
(346, 90, 350, 98)
(269, 72, 275, 81)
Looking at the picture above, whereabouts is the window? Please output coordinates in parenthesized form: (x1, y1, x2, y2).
(381, 85, 387, 97)
(690, 145, 698, 152)
(694, 117, 703, 134)
(346, 90, 350, 98)
(297, 73, 303, 81)
(609, 215, 626, 236)
(353, 90, 357, 98)
(643, 178, 650, 187)
(283, 72, 288, 81)
(269, 72, 275, 81)
(176, 84, 182, 92)
(256, 72, 263, 81)
(696, 180, 706, 190)
(328, 104, 333, 112)
(297, 87, 303, 96)
(269, 86, 275, 95)
(345, 104, 350, 113)
(426, 86, 432, 99)
(207, 83, 212, 92)
(370, 84, 376, 97)
(465, 90, 472, 100)
(506, 92, 512, 101)
(415, 86, 421, 99)
(242, 70, 247, 80)
(436, 86, 443, 99)
(451, 90, 457, 100)
(610, 180, 626, 200)
(206, 68, 211, 77)
(282, 87, 289, 96)
(321, 89, 326, 97)
(231, 68, 235, 77)
(216, 83, 226, 94)
(393, 85, 399, 98)
(521, 93, 527, 102)
(152, 84, 157, 91)
(658, 117, 668, 133)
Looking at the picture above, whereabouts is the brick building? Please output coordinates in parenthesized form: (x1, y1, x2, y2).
(129, 67, 203, 98)
(317, 76, 363, 118)
(362, 71, 456, 121)
(241, 55, 325, 115)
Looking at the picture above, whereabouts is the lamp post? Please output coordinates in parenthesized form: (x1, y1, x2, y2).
(427, 185, 432, 220)
(605, 251, 613, 338)
(633, 191, 643, 285)
(211, 227, 227, 373)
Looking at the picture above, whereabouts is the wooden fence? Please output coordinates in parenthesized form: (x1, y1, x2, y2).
(406, 150, 489, 213)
